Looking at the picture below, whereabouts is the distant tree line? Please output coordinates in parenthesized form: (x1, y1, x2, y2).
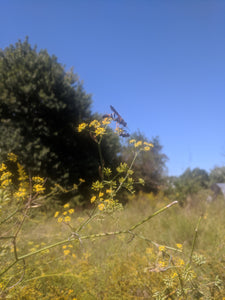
(0, 38, 168, 203)
(165, 166, 225, 205)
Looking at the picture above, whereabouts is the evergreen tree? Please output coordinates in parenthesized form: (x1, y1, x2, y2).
(0, 38, 120, 192)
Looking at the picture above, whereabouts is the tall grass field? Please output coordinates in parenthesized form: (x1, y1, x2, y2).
(1, 191, 225, 299)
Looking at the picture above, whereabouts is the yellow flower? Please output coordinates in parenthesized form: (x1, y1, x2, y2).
(0, 171, 12, 181)
(33, 184, 45, 194)
(68, 244, 73, 248)
(32, 176, 45, 183)
(14, 187, 27, 199)
(176, 243, 183, 250)
(106, 189, 112, 194)
(1, 179, 12, 188)
(64, 249, 70, 256)
(89, 120, 101, 128)
(72, 253, 77, 259)
(78, 122, 87, 132)
(159, 246, 166, 252)
(99, 192, 104, 198)
(63, 211, 68, 215)
(8, 153, 18, 162)
(17, 163, 28, 181)
(62, 245, 67, 249)
(58, 217, 63, 223)
(171, 272, 178, 278)
(64, 203, 70, 208)
(98, 203, 105, 211)
(95, 127, 106, 136)
(102, 117, 111, 125)
(68, 208, 74, 214)
(0, 163, 7, 172)
(134, 141, 142, 148)
(64, 216, 71, 222)
(158, 260, 166, 268)
(90, 196, 96, 203)
(129, 139, 136, 144)
(144, 146, 150, 151)
(54, 211, 59, 218)
(79, 178, 85, 183)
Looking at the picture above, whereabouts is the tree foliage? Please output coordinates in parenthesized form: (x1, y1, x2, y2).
(0, 38, 120, 194)
(171, 167, 209, 205)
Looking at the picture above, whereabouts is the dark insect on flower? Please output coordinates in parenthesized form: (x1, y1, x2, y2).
(103, 105, 130, 137)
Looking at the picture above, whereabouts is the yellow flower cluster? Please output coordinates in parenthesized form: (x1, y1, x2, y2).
(77, 117, 112, 139)
(54, 202, 75, 223)
(32, 177, 45, 194)
(62, 244, 76, 258)
(129, 139, 154, 152)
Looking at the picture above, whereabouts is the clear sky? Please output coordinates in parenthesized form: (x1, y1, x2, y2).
(1, 0, 225, 176)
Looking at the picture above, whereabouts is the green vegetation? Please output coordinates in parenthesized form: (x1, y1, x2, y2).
(0, 38, 167, 201)
(0, 38, 225, 299)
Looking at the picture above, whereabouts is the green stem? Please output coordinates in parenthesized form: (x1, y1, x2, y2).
(115, 151, 139, 194)
(129, 201, 178, 231)
(1, 200, 178, 278)
(0, 208, 20, 225)
(97, 140, 104, 180)
(188, 215, 202, 266)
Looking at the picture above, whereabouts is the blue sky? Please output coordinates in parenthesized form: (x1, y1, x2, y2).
(1, 0, 225, 176)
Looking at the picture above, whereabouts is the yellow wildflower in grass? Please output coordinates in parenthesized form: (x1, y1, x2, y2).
(68, 208, 74, 214)
(68, 244, 73, 248)
(79, 178, 85, 183)
(158, 261, 166, 268)
(33, 184, 45, 194)
(62, 245, 67, 249)
(64, 216, 71, 222)
(89, 120, 101, 128)
(8, 153, 18, 162)
(99, 192, 104, 198)
(176, 243, 183, 250)
(159, 245, 166, 252)
(64, 203, 70, 208)
(91, 196, 96, 203)
(63, 211, 68, 215)
(58, 217, 63, 223)
(64, 249, 70, 256)
(171, 272, 178, 279)
(0, 163, 7, 172)
(54, 211, 59, 218)
(98, 203, 105, 211)
(78, 122, 88, 132)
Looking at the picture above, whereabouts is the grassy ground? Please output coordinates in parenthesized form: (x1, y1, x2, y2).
(1, 192, 225, 299)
